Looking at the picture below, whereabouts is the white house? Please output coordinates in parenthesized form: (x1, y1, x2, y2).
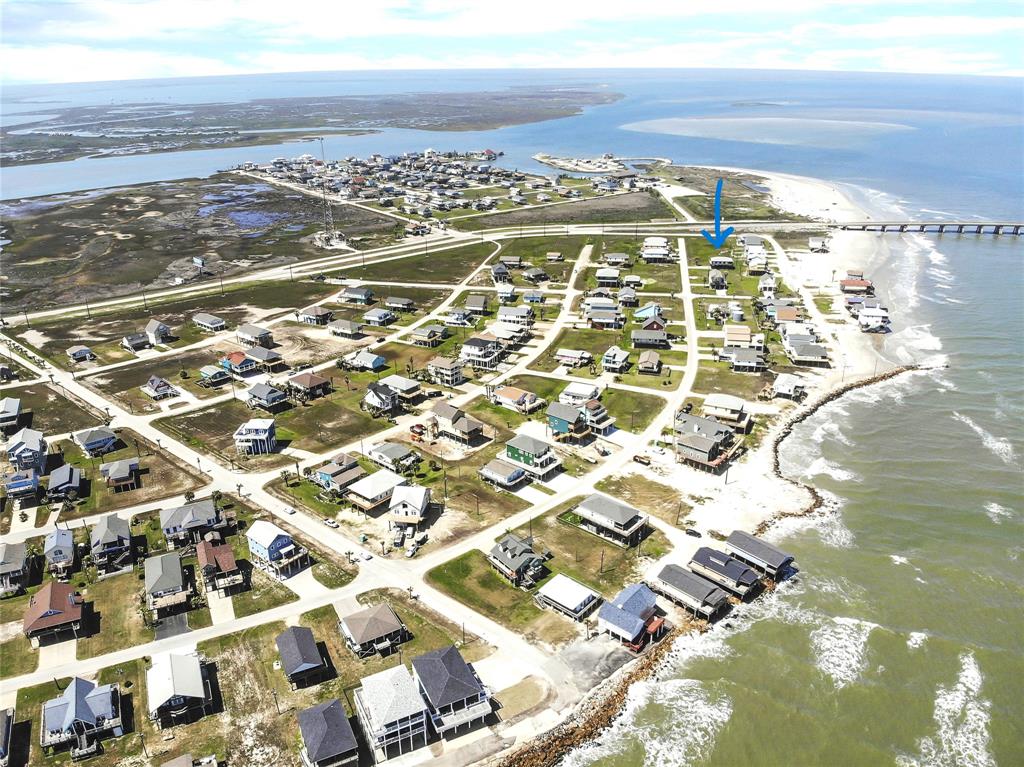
(233, 418, 277, 454)
(389, 485, 431, 529)
(559, 382, 600, 408)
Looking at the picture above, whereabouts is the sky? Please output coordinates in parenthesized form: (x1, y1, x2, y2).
(1, 0, 1023, 84)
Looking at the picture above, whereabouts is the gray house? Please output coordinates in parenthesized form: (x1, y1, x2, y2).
(0, 542, 28, 597)
(411, 645, 492, 736)
(277, 626, 327, 689)
(487, 533, 545, 587)
(298, 699, 359, 767)
(44, 528, 76, 577)
(90, 515, 132, 571)
(40, 677, 123, 759)
(160, 498, 225, 548)
(354, 665, 428, 762)
(144, 552, 191, 615)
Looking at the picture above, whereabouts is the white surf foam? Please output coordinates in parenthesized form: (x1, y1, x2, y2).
(805, 457, 860, 483)
(810, 616, 877, 689)
(810, 420, 852, 447)
(951, 412, 1018, 467)
(558, 678, 733, 767)
(907, 632, 928, 649)
(890, 555, 910, 566)
(898, 653, 996, 767)
(982, 502, 1013, 524)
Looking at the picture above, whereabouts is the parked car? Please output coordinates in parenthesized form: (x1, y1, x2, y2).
(685, 528, 702, 538)
(632, 454, 651, 466)
(282, 506, 296, 515)
(404, 544, 419, 558)
(393, 529, 406, 547)
(323, 518, 339, 528)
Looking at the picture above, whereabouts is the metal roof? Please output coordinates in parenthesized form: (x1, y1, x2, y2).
(276, 626, 324, 677)
(725, 530, 794, 570)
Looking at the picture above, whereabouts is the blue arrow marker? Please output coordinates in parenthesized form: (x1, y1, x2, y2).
(701, 178, 735, 249)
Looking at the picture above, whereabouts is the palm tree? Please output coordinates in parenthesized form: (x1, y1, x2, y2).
(184, 490, 196, 503)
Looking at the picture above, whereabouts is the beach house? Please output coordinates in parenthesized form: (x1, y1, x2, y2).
(246, 520, 310, 580)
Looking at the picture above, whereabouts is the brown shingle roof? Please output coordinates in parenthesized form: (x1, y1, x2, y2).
(23, 581, 83, 635)
(196, 540, 238, 575)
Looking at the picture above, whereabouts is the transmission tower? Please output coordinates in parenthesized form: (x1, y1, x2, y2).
(317, 137, 335, 240)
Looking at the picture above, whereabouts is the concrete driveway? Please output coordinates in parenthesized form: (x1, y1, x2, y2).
(207, 591, 236, 625)
(154, 612, 190, 640)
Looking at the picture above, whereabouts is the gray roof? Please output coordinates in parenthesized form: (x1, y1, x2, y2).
(412, 645, 484, 708)
(0, 542, 27, 575)
(48, 463, 81, 491)
(193, 312, 224, 326)
(358, 665, 425, 729)
(341, 602, 403, 645)
(299, 699, 357, 761)
(44, 528, 74, 558)
(373, 442, 414, 461)
(479, 459, 522, 483)
(245, 346, 282, 362)
(597, 601, 644, 638)
(546, 401, 582, 423)
(690, 547, 759, 588)
(237, 323, 271, 337)
(91, 515, 130, 549)
(489, 533, 540, 571)
(674, 413, 732, 441)
(249, 382, 284, 401)
(145, 552, 184, 594)
(631, 329, 668, 342)
(74, 426, 116, 446)
(578, 494, 643, 527)
(145, 319, 169, 335)
(160, 498, 217, 531)
(42, 677, 117, 734)
(725, 530, 794, 570)
(506, 433, 550, 457)
(276, 626, 323, 677)
(657, 564, 730, 606)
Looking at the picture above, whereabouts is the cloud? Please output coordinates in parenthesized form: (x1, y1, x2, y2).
(1, 0, 1021, 83)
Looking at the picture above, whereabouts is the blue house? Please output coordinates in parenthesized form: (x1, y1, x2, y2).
(246, 520, 309, 580)
(72, 427, 118, 457)
(3, 470, 39, 499)
(221, 351, 257, 375)
(597, 583, 662, 650)
(546, 402, 590, 442)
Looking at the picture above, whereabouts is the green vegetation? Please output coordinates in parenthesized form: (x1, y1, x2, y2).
(76, 571, 154, 659)
(0, 634, 36, 677)
(311, 559, 356, 590)
(340, 240, 495, 283)
(601, 388, 666, 432)
(53, 429, 206, 521)
(2, 384, 101, 435)
(454, 191, 679, 231)
(596, 473, 692, 526)
(693, 360, 773, 400)
(231, 567, 298, 619)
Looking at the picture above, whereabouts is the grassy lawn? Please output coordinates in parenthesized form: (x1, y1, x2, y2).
(341, 241, 495, 283)
(615, 367, 683, 391)
(601, 388, 666, 432)
(693, 360, 774, 400)
(2, 383, 101, 435)
(51, 429, 206, 521)
(426, 549, 577, 646)
(155, 385, 390, 466)
(454, 191, 679, 231)
(0, 634, 36, 677)
(311, 559, 356, 590)
(300, 588, 492, 703)
(465, 394, 537, 431)
(500, 374, 567, 404)
(269, 476, 340, 518)
(375, 334, 464, 374)
(231, 566, 298, 619)
(512, 498, 671, 595)
(83, 348, 228, 412)
(76, 570, 154, 660)
(629, 261, 683, 293)
(596, 473, 692, 526)
(531, 327, 626, 373)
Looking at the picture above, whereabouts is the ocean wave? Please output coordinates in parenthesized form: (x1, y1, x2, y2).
(805, 457, 860, 483)
(982, 502, 1013, 524)
(810, 616, 877, 689)
(816, 509, 856, 549)
(897, 653, 995, 767)
(810, 420, 852, 447)
(558, 679, 733, 767)
(890, 555, 910, 566)
(951, 412, 1018, 467)
(907, 632, 928, 649)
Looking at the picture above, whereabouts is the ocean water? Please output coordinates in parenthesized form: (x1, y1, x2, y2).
(2, 69, 1022, 765)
